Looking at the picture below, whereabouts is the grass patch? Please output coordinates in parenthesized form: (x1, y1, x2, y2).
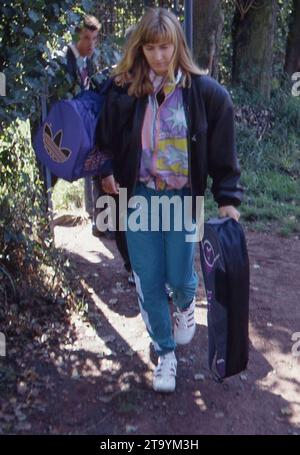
(234, 85, 300, 236)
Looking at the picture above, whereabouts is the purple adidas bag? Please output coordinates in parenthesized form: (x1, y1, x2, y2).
(33, 88, 109, 182)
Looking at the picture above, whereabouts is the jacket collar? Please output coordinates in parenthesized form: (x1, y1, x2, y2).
(182, 75, 208, 135)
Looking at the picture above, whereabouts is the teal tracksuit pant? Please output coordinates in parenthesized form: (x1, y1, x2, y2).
(125, 182, 199, 356)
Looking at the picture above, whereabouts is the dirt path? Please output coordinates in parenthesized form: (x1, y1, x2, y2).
(2, 220, 300, 435)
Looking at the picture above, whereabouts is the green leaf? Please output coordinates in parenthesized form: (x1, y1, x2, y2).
(28, 11, 40, 23)
(37, 43, 48, 53)
(23, 27, 34, 38)
(66, 11, 80, 25)
(52, 4, 60, 16)
(46, 67, 55, 77)
(82, 0, 93, 11)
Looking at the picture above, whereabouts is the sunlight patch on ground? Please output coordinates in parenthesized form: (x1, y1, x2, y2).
(91, 292, 149, 356)
(193, 390, 208, 412)
(197, 299, 208, 327)
(54, 223, 115, 262)
(250, 321, 300, 427)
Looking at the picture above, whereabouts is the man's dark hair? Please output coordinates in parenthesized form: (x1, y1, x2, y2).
(76, 15, 101, 33)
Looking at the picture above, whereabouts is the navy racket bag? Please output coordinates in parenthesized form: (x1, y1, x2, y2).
(200, 217, 249, 381)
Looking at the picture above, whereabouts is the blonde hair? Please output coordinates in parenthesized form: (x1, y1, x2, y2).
(112, 8, 205, 97)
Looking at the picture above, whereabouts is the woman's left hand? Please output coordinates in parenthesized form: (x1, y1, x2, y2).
(218, 205, 240, 222)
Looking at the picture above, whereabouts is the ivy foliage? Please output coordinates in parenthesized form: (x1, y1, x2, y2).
(0, 0, 96, 128)
(0, 0, 95, 305)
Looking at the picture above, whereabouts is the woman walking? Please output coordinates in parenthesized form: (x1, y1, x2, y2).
(96, 7, 243, 393)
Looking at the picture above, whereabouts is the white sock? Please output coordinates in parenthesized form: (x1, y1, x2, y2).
(161, 351, 176, 361)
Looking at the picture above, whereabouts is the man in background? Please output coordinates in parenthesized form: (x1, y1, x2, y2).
(63, 15, 101, 217)
(64, 14, 101, 92)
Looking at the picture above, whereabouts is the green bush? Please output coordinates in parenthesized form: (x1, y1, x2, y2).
(52, 179, 85, 211)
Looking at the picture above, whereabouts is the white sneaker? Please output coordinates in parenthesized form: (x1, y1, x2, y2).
(153, 351, 177, 393)
(173, 298, 196, 345)
(127, 271, 135, 286)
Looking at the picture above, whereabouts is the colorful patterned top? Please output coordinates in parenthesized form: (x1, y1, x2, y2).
(139, 70, 189, 190)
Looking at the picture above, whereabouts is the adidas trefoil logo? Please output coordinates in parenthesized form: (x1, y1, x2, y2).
(43, 123, 71, 163)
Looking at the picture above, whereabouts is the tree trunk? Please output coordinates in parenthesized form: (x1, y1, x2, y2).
(232, 0, 277, 99)
(284, 0, 300, 75)
(193, 0, 224, 80)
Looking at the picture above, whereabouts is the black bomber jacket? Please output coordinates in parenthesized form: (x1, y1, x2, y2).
(96, 74, 244, 208)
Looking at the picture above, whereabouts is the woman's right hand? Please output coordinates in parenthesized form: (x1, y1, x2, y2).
(101, 175, 120, 194)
